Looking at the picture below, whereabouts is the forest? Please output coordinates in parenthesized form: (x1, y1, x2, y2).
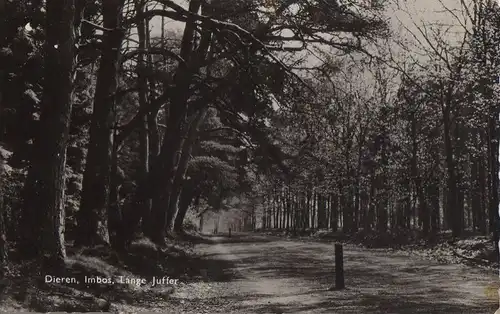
(0, 0, 499, 312)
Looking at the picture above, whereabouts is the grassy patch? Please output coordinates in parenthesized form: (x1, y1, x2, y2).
(0, 235, 209, 313)
(253, 229, 499, 270)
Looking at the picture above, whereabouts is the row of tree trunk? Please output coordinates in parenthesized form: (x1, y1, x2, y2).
(18, 0, 213, 265)
(259, 147, 497, 239)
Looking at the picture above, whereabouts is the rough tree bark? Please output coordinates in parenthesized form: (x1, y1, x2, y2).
(20, 0, 77, 268)
(330, 193, 338, 231)
(122, 0, 203, 246)
(374, 133, 389, 234)
(173, 187, 198, 233)
(410, 117, 429, 235)
(167, 108, 208, 233)
(156, 7, 212, 239)
(77, 0, 125, 246)
(488, 109, 499, 257)
(443, 104, 460, 237)
(317, 194, 327, 229)
(108, 130, 123, 250)
(135, 0, 151, 235)
(0, 191, 6, 275)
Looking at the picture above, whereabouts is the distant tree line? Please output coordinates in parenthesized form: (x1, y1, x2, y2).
(250, 1, 500, 252)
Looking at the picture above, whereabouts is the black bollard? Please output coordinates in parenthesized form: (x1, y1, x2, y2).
(335, 243, 344, 289)
(228, 228, 231, 238)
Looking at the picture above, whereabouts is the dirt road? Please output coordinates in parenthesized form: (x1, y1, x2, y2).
(167, 233, 498, 313)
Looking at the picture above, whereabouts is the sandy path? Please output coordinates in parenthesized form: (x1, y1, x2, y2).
(167, 234, 498, 313)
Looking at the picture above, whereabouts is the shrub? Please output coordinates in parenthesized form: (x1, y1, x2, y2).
(0, 163, 25, 241)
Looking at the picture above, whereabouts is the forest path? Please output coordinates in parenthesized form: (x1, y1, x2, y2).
(167, 233, 498, 313)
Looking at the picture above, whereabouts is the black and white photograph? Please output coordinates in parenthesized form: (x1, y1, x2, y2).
(0, 0, 499, 313)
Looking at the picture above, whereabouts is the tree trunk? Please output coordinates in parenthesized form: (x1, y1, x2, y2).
(311, 190, 316, 229)
(122, 0, 203, 246)
(147, 1, 161, 165)
(167, 109, 208, 233)
(365, 169, 376, 231)
(0, 194, 7, 274)
(305, 189, 311, 230)
(317, 194, 326, 229)
(428, 176, 440, 236)
(77, 0, 124, 246)
(360, 189, 368, 229)
(286, 188, 291, 230)
(488, 111, 499, 257)
(471, 156, 481, 232)
(478, 151, 487, 234)
(199, 213, 204, 232)
(173, 186, 196, 233)
(353, 181, 360, 232)
(430, 145, 441, 235)
(330, 193, 338, 232)
(293, 192, 298, 231)
(353, 142, 363, 232)
(342, 180, 352, 233)
(338, 181, 346, 232)
(281, 188, 286, 229)
(136, 0, 151, 236)
(20, 0, 76, 268)
(108, 131, 123, 250)
(442, 96, 461, 237)
(279, 190, 283, 229)
(376, 140, 388, 234)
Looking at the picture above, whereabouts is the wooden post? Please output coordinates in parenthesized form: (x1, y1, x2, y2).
(335, 243, 344, 289)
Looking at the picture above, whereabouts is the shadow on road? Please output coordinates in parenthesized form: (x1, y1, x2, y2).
(200, 239, 497, 314)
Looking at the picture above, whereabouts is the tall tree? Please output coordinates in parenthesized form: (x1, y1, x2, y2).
(20, 0, 77, 268)
(77, 0, 125, 246)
